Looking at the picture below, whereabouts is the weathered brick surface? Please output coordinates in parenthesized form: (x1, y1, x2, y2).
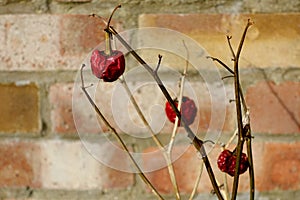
(142, 141, 300, 194)
(139, 14, 300, 69)
(0, 138, 134, 190)
(50, 82, 109, 135)
(254, 142, 300, 191)
(143, 145, 201, 194)
(0, 83, 40, 134)
(0, 14, 120, 71)
(40, 139, 134, 189)
(0, 7, 299, 199)
(50, 83, 77, 134)
(246, 81, 300, 134)
(0, 140, 41, 187)
(67, 75, 235, 136)
(142, 144, 253, 194)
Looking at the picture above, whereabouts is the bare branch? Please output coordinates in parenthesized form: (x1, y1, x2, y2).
(80, 64, 165, 200)
(207, 56, 234, 74)
(231, 19, 253, 200)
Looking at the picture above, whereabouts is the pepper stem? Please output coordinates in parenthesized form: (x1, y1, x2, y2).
(104, 4, 121, 55)
(104, 32, 112, 55)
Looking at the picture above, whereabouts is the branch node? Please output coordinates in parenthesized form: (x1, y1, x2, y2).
(155, 54, 163, 73)
(227, 35, 236, 59)
(227, 35, 232, 40)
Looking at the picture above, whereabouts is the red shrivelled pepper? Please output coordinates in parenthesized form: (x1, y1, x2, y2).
(90, 5, 125, 82)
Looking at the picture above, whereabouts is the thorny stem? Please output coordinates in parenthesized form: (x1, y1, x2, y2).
(231, 19, 253, 200)
(80, 65, 165, 200)
(119, 76, 181, 200)
(106, 25, 224, 200)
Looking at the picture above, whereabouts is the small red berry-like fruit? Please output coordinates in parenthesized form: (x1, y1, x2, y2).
(227, 152, 249, 176)
(165, 96, 197, 126)
(217, 149, 232, 173)
(90, 5, 125, 82)
(90, 49, 125, 82)
(217, 149, 249, 176)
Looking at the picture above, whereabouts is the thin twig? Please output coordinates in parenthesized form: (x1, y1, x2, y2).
(155, 54, 163, 73)
(246, 126, 255, 200)
(106, 25, 224, 200)
(220, 146, 230, 200)
(167, 40, 189, 154)
(119, 75, 181, 200)
(226, 35, 236, 60)
(207, 56, 247, 113)
(188, 161, 204, 200)
(119, 76, 164, 149)
(207, 56, 234, 74)
(80, 64, 165, 200)
(222, 75, 235, 80)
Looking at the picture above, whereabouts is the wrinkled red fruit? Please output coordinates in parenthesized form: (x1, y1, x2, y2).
(165, 96, 197, 126)
(90, 49, 125, 82)
(217, 149, 249, 177)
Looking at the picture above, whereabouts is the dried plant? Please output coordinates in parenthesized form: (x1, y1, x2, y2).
(79, 4, 254, 200)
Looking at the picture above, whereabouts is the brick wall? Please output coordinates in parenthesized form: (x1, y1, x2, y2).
(0, 0, 299, 199)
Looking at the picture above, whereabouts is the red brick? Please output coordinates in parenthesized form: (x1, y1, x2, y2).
(39, 140, 134, 189)
(49, 83, 84, 134)
(142, 143, 263, 194)
(246, 81, 300, 134)
(194, 84, 235, 134)
(101, 167, 134, 189)
(0, 14, 121, 70)
(0, 83, 40, 134)
(98, 142, 135, 189)
(52, 82, 114, 134)
(139, 14, 300, 69)
(59, 15, 104, 56)
(49, 83, 76, 134)
(143, 145, 202, 194)
(254, 142, 300, 191)
(0, 140, 41, 187)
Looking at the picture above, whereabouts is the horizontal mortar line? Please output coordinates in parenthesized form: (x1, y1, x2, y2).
(0, 67, 299, 84)
(251, 133, 300, 143)
(0, 71, 78, 84)
(0, 131, 299, 143)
